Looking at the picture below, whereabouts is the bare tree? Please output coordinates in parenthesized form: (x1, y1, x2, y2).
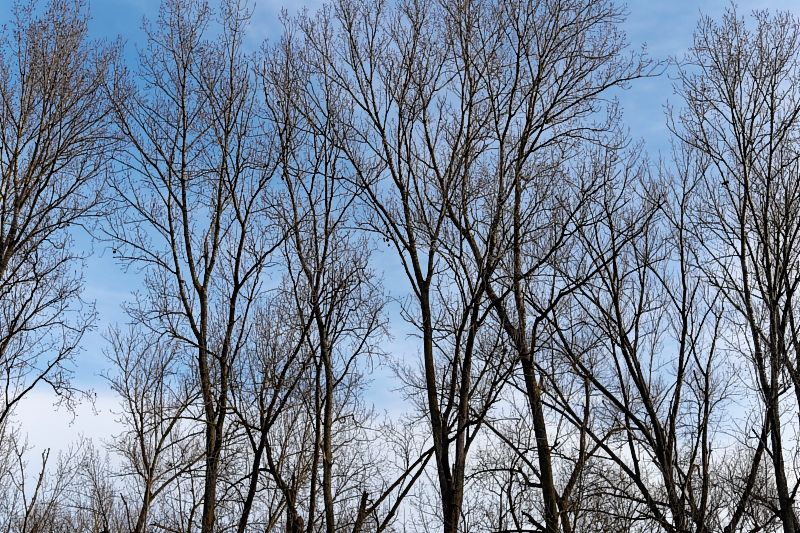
(537, 146, 750, 532)
(432, 1, 653, 531)
(105, 1, 276, 530)
(223, 21, 432, 532)
(295, 0, 533, 530)
(0, 436, 114, 533)
(0, 0, 112, 433)
(672, 8, 800, 532)
(104, 327, 202, 533)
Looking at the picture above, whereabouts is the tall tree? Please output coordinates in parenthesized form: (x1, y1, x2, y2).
(106, 1, 275, 530)
(0, 0, 112, 433)
(674, 8, 800, 532)
(440, 1, 653, 530)
(299, 0, 521, 529)
(104, 327, 201, 533)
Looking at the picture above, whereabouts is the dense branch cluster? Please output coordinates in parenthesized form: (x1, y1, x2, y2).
(3, 0, 800, 532)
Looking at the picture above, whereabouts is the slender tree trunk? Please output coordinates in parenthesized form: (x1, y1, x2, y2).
(133, 484, 152, 533)
(420, 288, 460, 533)
(768, 339, 797, 533)
(237, 436, 265, 533)
(520, 351, 560, 533)
(321, 332, 336, 533)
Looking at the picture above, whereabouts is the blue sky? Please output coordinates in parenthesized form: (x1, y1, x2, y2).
(4, 0, 800, 449)
(76, 0, 800, 407)
(75, 0, 800, 381)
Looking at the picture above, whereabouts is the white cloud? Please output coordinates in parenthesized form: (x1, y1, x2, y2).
(11, 388, 122, 456)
